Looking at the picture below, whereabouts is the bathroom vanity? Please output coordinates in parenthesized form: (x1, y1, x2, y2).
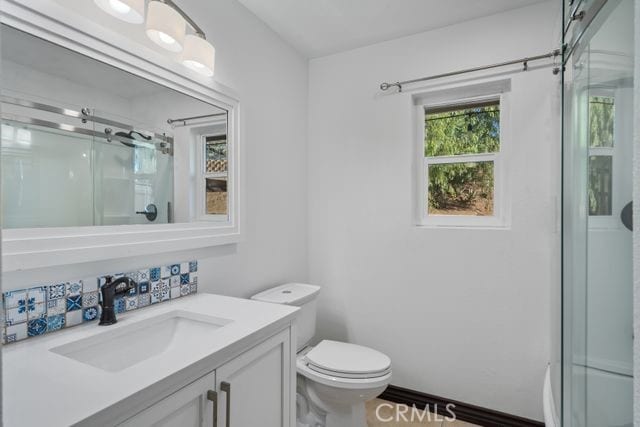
(3, 294, 298, 427)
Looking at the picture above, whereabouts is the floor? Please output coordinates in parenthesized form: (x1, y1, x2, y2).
(366, 399, 480, 427)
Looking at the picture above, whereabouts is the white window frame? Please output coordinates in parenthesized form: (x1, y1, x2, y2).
(415, 88, 511, 228)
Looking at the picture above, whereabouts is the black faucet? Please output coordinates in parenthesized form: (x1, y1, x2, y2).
(99, 276, 137, 326)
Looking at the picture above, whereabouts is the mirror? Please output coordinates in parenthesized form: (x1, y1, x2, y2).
(1, 25, 230, 229)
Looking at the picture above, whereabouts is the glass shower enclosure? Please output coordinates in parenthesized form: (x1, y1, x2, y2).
(1, 96, 175, 229)
(562, 0, 634, 426)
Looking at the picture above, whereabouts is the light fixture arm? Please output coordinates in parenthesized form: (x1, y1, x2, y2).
(156, 0, 206, 38)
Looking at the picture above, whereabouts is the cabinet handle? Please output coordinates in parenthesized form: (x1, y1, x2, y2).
(207, 390, 218, 427)
(221, 382, 231, 427)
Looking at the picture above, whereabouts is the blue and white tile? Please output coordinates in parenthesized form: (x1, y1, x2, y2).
(125, 296, 138, 311)
(180, 284, 191, 297)
(83, 307, 99, 322)
(27, 318, 47, 337)
(66, 310, 83, 327)
(81, 277, 98, 293)
(5, 323, 28, 343)
(47, 284, 66, 301)
(27, 287, 47, 304)
(189, 261, 198, 273)
(27, 302, 46, 320)
(138, 293, 151, 307)
(180, 274, 190, 285)
(82, 291, 99, 308)
(137, 269, 150, 283)
(190, 273, 198, 284)
(114, 298, 126, 314)
(125, 271, 140, 283)
(170, 286, 181, 299)
(138, 282, 150, 294)
(3, 289, 27, 309)
(66, 295, 82, 312)
(180, 262, 190, 274)
(5, 306, 27, 326)
(46, 314, 65, 332)
(149, 267, 161, 282)
(190, 283, 198, 294)
(161, 266, 172, 279)
(170, 264, 180, 276)
(170, 276, 180, 288)
(127, 284, 138, 297)
(47, 298, 66, 316)
(66, 281, 82, 297)
(160, 280, 171, 301)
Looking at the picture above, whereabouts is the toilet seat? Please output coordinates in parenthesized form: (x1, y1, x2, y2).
(305, 340, 391, 376)
(297, 340, 392, 389)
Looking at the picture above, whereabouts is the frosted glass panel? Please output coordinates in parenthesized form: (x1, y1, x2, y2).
(1, 123, 93, 228)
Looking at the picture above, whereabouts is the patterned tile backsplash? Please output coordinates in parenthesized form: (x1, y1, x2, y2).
(2, 261, 198, 344)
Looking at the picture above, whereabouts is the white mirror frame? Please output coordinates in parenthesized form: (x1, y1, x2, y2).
(1, 0, 243, 272)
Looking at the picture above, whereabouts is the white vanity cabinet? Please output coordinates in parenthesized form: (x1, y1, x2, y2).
(119, 329, 293, 427)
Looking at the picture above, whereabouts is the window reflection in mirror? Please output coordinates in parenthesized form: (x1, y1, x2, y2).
(1, 25, 229, 229)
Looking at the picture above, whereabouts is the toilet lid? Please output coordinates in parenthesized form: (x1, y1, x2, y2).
(305, 340, 391, 376)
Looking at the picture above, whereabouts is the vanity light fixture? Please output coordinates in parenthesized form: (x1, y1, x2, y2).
(94, 0, 145, 24)
(146, 0, 186, 52)
(182, 34, 216, 77)
(95, 0, 216, 77)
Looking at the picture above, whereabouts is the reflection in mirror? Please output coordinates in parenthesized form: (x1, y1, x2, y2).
(1, 25, 229, 229)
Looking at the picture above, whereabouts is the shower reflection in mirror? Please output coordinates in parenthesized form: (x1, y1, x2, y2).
(0, 24, 229, 229)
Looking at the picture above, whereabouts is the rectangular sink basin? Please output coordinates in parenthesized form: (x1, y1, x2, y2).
(50, 310, 232, 372)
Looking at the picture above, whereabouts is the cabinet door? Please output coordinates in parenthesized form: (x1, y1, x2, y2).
(216, 329, 294, 427)
(119, 372, 217, 427)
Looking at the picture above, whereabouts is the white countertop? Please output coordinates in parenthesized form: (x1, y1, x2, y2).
(2, 293, 298, 427)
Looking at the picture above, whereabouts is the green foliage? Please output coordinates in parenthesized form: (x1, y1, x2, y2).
(425, 105, 499, 213)
(206, 141, 227, 161)
(589, 97, 614, 148)
(588, 97, 615, 215)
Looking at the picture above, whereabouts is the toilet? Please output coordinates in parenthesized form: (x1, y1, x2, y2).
(252, 283, 392, 427)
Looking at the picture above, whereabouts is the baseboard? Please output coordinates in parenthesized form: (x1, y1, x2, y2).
(379, 385, 545, 427)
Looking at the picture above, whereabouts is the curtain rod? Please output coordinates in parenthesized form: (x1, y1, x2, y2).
(167, 112, 227, 126)
(379, 48, 562, 93)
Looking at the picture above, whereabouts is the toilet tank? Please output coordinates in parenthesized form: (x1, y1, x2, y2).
(251, 283, 320, 351)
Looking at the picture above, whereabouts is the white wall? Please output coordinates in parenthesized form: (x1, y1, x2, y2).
(307, 3, 560, 421)
(3, 0, 309, 302)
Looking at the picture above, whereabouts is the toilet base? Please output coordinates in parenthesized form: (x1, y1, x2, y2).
(296, 375, 371, 427)
(324, 403, 367, 427)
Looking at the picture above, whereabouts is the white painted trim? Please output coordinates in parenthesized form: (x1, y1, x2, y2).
(414, 88, 511, 228)
(0, 0, 244, 272)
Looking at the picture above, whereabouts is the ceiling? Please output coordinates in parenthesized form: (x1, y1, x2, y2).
(237, 0, 551, 58)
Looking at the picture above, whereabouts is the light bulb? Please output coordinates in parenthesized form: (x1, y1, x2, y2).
(94, 0, 144, 24)
(109, 0, 131, 14)
(184, 60, 205, 69)
(158, 32, 176, 45)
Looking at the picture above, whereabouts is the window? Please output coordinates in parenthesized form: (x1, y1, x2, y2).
(588, 95, 615, 218)
(201, 134, 229, 219)
(418, 96, 506, 227)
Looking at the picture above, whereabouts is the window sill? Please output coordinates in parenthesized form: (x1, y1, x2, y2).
(415, 222, 511, 231)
